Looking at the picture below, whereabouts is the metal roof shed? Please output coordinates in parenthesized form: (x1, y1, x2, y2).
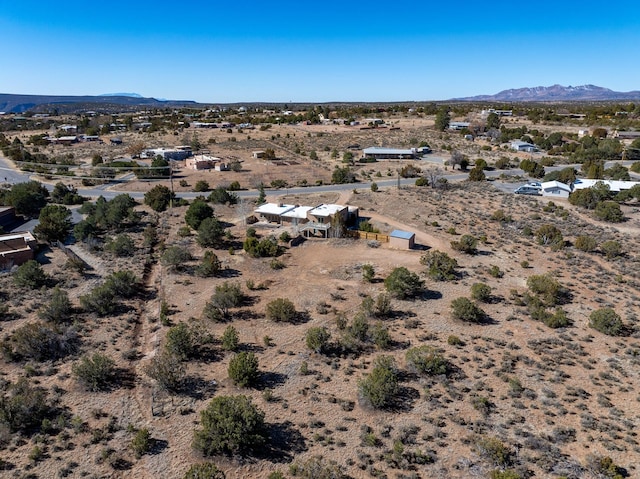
(389, 229, 415, 249)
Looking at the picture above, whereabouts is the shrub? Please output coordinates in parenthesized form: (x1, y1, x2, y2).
(471, 282, 492, 303)
(144, 185, 175, 212)
(144, 350, 186, 392)
(384, 267, 424, 299)
(185, 200, 214, 230)
(165, 323, 196, 360)
(535, 224, 564, 250)
(38, 286, 72, 323)
(104, 234, 136, 257)
(13, 260, 48, 289)
(289, 456, 347, 479)
(575, 235, 597, 252)
(194, 180, 210, 192)
(193, 395, 267, 456)
(594, 200, 624, 222)
(589, 308, 624, 336)
(0, 378, 51, 433)
(72, 353, 116, 391)
(104, 270, 139, 298)
(183, 463, 226, 479)
(406, 346, 448, 376)
(473, 435, 514, 468)
(203, 282, 245, 322)
(221, 325, 240, 352)
(543, 308, 571, 329)
(451, 234, 478, 254)
(208, 187, 238, 205)
(305, 327, 331, 353)
(370, 321, 391, 349)
(358, 356, 399, 409)
(450, 297, 486, 323)
(488, 265, 504, 278)
(447, 335, 464, 346)
(10, 321, 77, 361)
(265, 298, 297, 323)
(362, 264, 375, 282)
(420, 250, 458, 281)
(228, 352, 259, 387)
(80, 284, 117, 316)
(131, 428, 152, 458)
(526, 274, 565, 306)
(196, 251, 222, 277)
(162, 245, 193, 272)
(601, 240, 622, 259)
(468, 166, 486, 181)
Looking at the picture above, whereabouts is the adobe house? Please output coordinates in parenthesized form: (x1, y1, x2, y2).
(0, 231, 37, 270)
(389, 229, 415, 249)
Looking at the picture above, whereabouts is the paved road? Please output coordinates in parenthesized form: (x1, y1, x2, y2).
(1, 153, 637, 223)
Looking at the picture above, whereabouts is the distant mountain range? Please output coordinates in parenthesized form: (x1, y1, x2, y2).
(98, 92, 144, 98)
(0, 93, 198, 114)
(453, 84, 640, 102)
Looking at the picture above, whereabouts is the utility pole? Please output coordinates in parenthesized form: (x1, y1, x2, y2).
(169, 160, 174, 209)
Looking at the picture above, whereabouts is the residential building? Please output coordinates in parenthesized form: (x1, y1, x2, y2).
(541, 181, 572, 198)
(362, 147, 418, 160)
(511, 140, 537, 152)
(0, 231, 37, 270)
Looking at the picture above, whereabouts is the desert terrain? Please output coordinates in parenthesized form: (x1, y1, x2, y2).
(1, 107, 639, 479)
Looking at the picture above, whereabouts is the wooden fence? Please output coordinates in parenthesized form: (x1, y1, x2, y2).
(346, 230, 390, 242)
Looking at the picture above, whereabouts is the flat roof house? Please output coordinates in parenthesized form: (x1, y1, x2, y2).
(254, 203, 296, 224)
(0, 231, 37, 270)
(363, 147, 417, 160)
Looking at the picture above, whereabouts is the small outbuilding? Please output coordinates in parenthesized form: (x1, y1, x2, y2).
(389, 229, 415, 250)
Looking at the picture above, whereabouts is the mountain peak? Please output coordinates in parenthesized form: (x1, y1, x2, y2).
(453, 84, 640, 102)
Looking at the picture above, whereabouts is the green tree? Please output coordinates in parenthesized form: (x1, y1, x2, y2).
(72, 353, 116, 391)
(420, 250, 458, 281)
(305, 327, 331, 353)
(144, 350, 186, 392)
(468, 166, 486, 182)
(221, 325, 240, 351)
(594, 201, 624, 223)
(197, 217, 225, 248)
(451, 297, 487, 323)
(165, 323, 196, 360)
(535, 224, 564, 250)
(185, 200, 214, 230)
(384, 267, 424, 299)
(1, 181, 49, 217)
(131, 428, 152, 458)
(144, 185, 175, 212)
(434, 109, 450, 131)
(228, 352, 259, 387)
(0, 378, 51, 433)
(589, 308, 624, 336)
(265, 298, 297, 322)
(13, 260, 48, 289)
(34, 204, 72, 243)
(51, 182, 84, 205)
(358, 356, 399, 409)
(526, 274, 565, 306)
(193, 395, 267, 456)
(331, 166, 355, 184)
(194, 180, 210, 192)
(486, 112, 500, 130)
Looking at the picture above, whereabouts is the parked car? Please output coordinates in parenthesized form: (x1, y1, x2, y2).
(515, 185, 542, 195)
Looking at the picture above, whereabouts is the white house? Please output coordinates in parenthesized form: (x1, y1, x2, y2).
(511, 140, 537, 152)
(541, 181, 572, 198)
(362, 147, 418, 160)
(449, 122, 470, 130)
(572, 179, 640, 193)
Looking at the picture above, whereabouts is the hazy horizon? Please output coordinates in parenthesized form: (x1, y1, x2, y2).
(1, 1, 639, 103)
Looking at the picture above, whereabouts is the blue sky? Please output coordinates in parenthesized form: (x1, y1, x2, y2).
(1, 0, 639, 103)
